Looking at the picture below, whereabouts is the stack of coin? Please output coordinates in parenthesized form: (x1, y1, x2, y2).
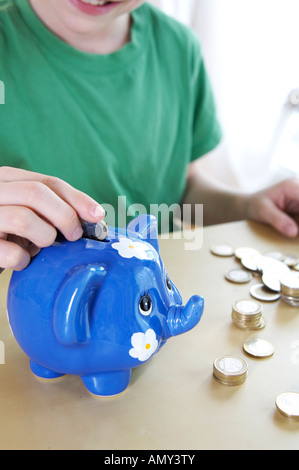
(231, 299, 265, 330)
(280, 272, 299, 307)
(213, 355, 248, 386)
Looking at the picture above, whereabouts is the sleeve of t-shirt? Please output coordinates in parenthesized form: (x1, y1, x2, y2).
(190, 38, 223, 161)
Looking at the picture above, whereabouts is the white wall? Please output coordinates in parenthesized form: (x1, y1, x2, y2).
(148, 0, 299, 190)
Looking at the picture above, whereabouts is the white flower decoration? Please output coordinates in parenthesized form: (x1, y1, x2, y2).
(129, 329, 158, 362)
(112, 237, 153, 260)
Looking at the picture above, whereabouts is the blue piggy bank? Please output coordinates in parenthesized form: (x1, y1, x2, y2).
(7, 215, 204, 396)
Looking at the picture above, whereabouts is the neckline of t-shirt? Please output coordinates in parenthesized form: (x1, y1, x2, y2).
(15, 0, 149, 74)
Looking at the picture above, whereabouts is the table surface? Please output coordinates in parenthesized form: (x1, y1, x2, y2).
(1, 220, 299, 450)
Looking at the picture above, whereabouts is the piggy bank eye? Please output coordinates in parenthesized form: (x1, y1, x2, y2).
(139, 295, 152, 316)
(166, 275, 172, 292)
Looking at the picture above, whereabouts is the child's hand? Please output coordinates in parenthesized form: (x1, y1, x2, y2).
(245, 177, 299, 238)
(0, 167, 105, 272)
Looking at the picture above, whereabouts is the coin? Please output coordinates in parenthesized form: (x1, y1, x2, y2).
(232, 299, 266, 330)
(284, 254, 298, 267)
(80, 219, 108, 241)
(281, 271, 299, 290)
(293, 262, 299, 272)
(233, 299, 262, 316)
(241, 253, 264, 272)
(280, 272, 299, 306)
(225, 268, 253, 284)
(210, 244, 234, 257)
(258, 256, 289, 277)
(94, 220, 108, 240)
(260, 259, 290, 293)
(250, 283, 280, 302)
(276, 392, 299, 420)
(232, 312, 266, 330)
(253, 316, 267, 330)
(264, 251, 285, 262)
(262, 272, 281, 293)
(213, 356, 248, 386)
(243, 338, 275, 358)
(235, 247, 260, 260)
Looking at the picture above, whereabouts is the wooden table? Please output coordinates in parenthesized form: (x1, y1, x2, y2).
(1, 220, 299, 450)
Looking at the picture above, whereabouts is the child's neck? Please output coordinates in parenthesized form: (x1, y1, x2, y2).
(61, 16, 132, 54)
(29, 0, 132, 54)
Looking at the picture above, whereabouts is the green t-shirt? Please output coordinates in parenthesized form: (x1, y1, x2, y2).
(0, 0, 222, 228)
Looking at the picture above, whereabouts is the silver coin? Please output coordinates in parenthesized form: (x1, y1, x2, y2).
(94, 220, 108, 240)
(241, 253, 264, 272)
(210, 244, 234, 257)
(250, 283, 280, 302)
(264, 251, 285, 262)
(281, 271, 299, 288)
(243, 338, 275, 358)
(235, 246, 260, 260)
(233, 299, 262, 315)
(276, 392, 299, 420)
(284, 254, 298, 267)
(258, 256, 290, 276)
(250, 316, 267, 330)
(80, 218, 108, 241)
(262, 271, 281, 292)
(225, 268, 253, 284)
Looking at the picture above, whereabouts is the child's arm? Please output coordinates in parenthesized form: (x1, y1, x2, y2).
(0, 166, 105, 271)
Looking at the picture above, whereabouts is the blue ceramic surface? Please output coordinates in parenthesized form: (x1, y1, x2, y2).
(7, 215, 204, 396)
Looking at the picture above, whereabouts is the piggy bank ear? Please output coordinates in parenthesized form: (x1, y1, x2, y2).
(126, 214, 159, 253)
(53, 265, 106, 346)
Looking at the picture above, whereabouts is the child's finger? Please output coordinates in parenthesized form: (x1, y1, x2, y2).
(0, 205, 58, 247)
(0, 166, 105, 223)
(0, 238, 31, 271)
(0, 181, 84, 242)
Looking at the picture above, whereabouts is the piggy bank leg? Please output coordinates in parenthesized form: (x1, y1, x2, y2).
(81, 369, 132, 396)
(30, 360, 64, 379)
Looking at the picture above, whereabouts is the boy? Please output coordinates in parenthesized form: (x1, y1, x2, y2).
(0, 0, 299, 272)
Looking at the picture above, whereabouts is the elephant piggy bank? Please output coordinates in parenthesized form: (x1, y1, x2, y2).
(7, 215, 204, 396)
